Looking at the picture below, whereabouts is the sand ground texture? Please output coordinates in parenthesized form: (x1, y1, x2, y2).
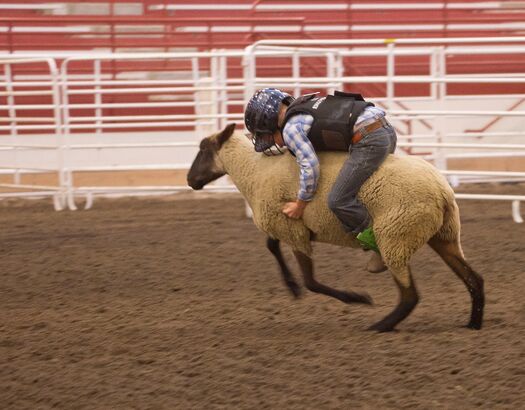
(1, 183, 524, 409)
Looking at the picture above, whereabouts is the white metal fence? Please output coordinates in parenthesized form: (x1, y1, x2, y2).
(0, 57, 67, 210)
(0, 37, 524, 221)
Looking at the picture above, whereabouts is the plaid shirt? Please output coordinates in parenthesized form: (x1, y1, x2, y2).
(282, 114, 319, 201)
(282, 106, 385, 201)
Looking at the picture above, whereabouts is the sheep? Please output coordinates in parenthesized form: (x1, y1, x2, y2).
(187, 123, 485, 332)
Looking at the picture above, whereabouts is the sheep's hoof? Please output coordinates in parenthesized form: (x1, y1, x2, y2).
(465, 321, 482, 330)
(366, 252, 388, 273)
(340, 291, 373, 305)
(287, 281, 302, 298)
(367, 321, 396, 332)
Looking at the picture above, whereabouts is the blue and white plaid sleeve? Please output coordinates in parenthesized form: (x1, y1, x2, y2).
(282, 114, 319, 202)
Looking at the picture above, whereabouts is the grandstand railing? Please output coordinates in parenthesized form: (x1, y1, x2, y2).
(0, 38, 524, 220)
(0, 16, 309, 52)
(4, 0, 525, 53)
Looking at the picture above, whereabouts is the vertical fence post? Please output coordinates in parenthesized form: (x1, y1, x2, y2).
(430, 47, 438, 100)
(4, 63, 20, 185)
(191, 57, 204, 135)
(46, 58, 66, 211)
(242, 45, 257, 218)
(435, 46, 448, 172)
(292, 51, 301, 96)
(386, 41, 395, 111)
(219, 54, 227, 130)
(326, 52, 336, 95)
(512, 201, 523, 223)
(59, 58, 77, 210)
(210, 55, 220, 131)
(243, 45, 256, 110)
(94, 59, 103, 140)
(334, 52, 344, 92)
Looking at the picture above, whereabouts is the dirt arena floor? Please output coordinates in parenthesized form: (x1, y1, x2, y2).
(1, 183, 524, 409)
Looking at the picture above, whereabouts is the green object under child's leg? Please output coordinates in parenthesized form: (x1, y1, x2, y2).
(356, 227, 380, 253)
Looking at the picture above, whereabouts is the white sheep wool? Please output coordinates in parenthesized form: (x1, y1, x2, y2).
(217, 132, 460, 289)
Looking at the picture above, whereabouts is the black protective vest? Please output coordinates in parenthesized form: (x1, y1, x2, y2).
(282, 91, 373, 151)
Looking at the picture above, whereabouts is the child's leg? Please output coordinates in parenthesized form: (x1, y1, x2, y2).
(327, 127, 393, 233)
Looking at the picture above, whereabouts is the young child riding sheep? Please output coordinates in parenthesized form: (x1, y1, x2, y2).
(244, 88, 397, 254)
(187, 124, 485, 332)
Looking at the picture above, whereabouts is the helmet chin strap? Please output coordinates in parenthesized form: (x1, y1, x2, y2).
(261, 134, 287, 156)
(263, 128, 287, 156)
(249, 132, 286, 156)
(262, 143, 286, 156)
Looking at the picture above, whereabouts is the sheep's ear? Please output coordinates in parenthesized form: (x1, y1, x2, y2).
(216, 123, 236, 149)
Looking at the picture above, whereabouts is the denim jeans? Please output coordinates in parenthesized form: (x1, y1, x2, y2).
(327, 122, 397, 234)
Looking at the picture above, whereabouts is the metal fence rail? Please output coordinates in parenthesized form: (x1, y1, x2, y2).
(0, 38, 524, 221)
(0, 57, 67, 210)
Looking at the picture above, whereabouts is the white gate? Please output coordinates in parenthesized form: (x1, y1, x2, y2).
(0, 58, 66, 210)
(57, 51, 247, 209)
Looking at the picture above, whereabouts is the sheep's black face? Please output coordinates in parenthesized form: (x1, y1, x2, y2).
(187, 123, 236, 190)
(187, 138, 225, 190)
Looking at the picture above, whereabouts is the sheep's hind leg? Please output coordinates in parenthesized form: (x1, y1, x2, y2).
(293, 250, 372, 305)
(428, 236, 484, 330)
(368, 265, 419, 332)
(267, 237, 301, 298)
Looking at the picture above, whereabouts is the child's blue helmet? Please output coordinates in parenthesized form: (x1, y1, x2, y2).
(244, 88, 292, 152)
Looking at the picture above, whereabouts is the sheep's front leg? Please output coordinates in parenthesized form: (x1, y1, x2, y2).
(267, 237, 301, 298)
(293, 251, 372, 305)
